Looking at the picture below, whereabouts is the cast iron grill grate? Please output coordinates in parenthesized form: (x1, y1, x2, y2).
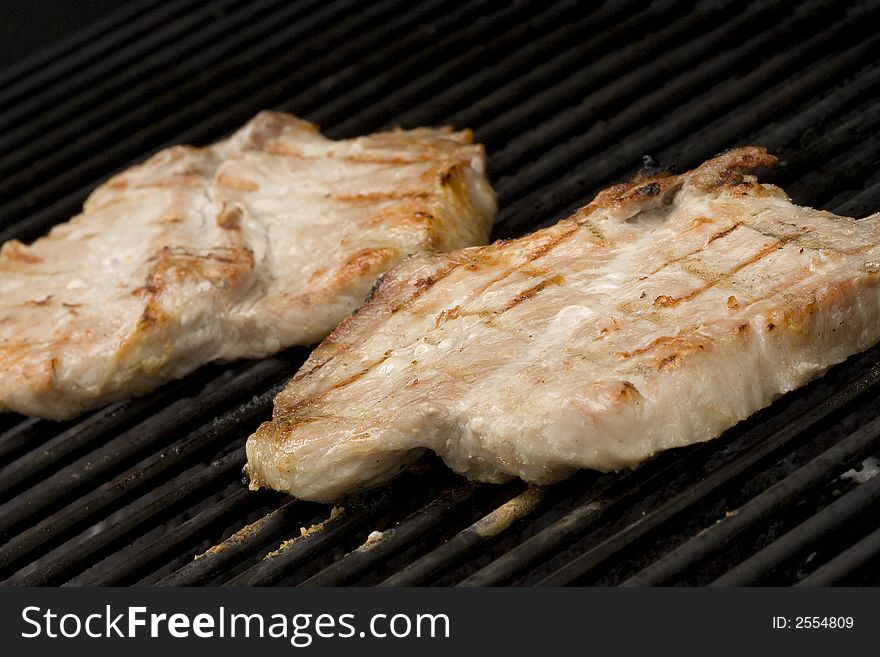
(1, 0, 880, 586)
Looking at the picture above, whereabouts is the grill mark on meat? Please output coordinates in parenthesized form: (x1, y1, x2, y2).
(621, 334, 709, 367)
(335, 191, 432, 202)
(298, 351, 395, 407)
(392, 261, 460, 312)
(24, 296, 54, 307)
(574, 216, 607, 244)
(293, 355, 336, 383)
(521, 225, 583, 261)
(443, 226, 585, 312)
(434, 272, 566, 328)
(435, 305, 462, 326)
(215, 173, 260, 191)
(427, 231, 582, 327)
(729, 217, 869, 256)
(650, 240, 785, 309)
(617, 334, 680, 359)
(328, 352, 392, 392)
(708, 222, 741, 242)
(496, 275, 566, 315)
(644, 219, 740, 277)
(616, 381, 641, 402)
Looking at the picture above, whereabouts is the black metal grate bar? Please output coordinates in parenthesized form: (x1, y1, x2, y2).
(311, 0, 567, 135)
(156, 498, 317, 587)
(7, 449, 248, 586)
(795, 525, 880, 586)
(709, 470, 880, 586)
(660, 62, 880, 178)
(0, 0, 285, 169)
(458, 452, 703, 586)
(0, 374, 286, 585)
(301, 484, 486, 586)
(339, 0, 667, 136)
(495, 0, 871, 235)
(616, 419, 880, 587)
(0, 355, 298, 546)
(836, 179, 880, 218)
(223, 492, 394, 587)
(344, 0, 613, 134)
(788, 129, 880, 209)
(477, 0, 745, 161)
(380, 486, 546, 586)
(72, 488, 278, 587)
(0, 371, 220, 499)
(0, 417, 74, 465)
(0, 0, 459, 243)
(0, 0, 403, 221)
(0, 0, 188, 110)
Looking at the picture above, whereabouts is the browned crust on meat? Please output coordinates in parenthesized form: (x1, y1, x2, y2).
(107, 173, 206, 189)
(615, 381, 642, 403)
(335, 191, 431, 202)
(332, 248, 398, 287)
(583, 147, 778, 213)
(435, 305, 462, 326)
(216, 203, 243, 230)
(688, 147, 778, 190)
(137, 298, 167, 331)
(24, 296, 53, 307)
(594, 177, 685, 209)
(238, 111, 320, 151)
(216, 173, 260, 191)
(1, 240, 43, 264)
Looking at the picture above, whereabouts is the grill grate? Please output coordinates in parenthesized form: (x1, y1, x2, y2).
(2, 0, 880, 587)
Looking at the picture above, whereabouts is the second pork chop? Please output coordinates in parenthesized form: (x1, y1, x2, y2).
(247, 147, 880, 502)
(0, 111, 495, 419)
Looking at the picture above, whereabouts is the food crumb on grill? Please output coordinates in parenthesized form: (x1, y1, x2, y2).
(839, 456, 880, 484)
(357, 530, 386, 550)
(472, 486, 545, 538)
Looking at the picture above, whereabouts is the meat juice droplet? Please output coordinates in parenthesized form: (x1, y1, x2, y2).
(378, 356, 410, 375)
(412, 343, 432, 356)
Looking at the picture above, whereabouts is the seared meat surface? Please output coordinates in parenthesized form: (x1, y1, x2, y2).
(247, 148, 880, 502)
(0, 111, 495, 419)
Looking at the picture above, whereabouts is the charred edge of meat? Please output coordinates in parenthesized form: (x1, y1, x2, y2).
(590, 147, 779, 212)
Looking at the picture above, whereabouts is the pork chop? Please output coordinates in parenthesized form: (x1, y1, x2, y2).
(0, 111, 495, 419)
(246, 147, 880, 502)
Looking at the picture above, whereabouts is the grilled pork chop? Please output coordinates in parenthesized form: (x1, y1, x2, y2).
(0, 111, 495, 419)
(247, 147, 880, 502)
